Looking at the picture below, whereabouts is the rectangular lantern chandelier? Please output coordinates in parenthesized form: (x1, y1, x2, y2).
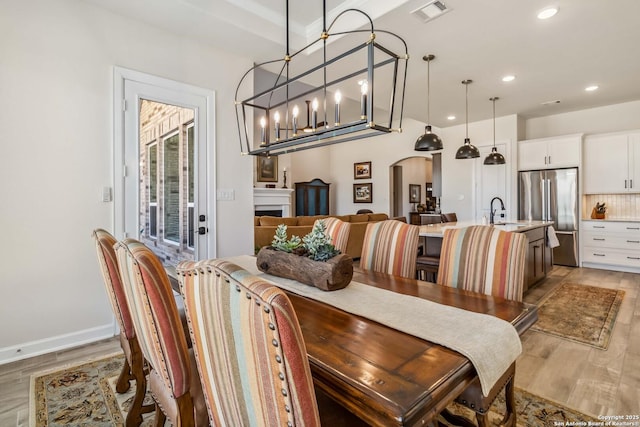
(234, 1, 409, 156)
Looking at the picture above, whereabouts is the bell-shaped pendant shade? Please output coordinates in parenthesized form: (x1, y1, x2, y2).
(455, 137, 480, 159)
(484, 146, 506, 164)
(455, 79, 479, 159)
(415, 54, 442, 152)
(483, 96, 506, 165)
(415, 125, 443, 151)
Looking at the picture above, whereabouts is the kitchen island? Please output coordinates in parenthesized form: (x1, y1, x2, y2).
(419, 220, 554, 290)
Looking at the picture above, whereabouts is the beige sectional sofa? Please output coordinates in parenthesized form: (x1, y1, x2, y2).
(254, 213, 394, 259)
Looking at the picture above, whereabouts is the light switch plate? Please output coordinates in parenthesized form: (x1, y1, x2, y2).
(102, 186, 112, 202)
(216, 189, 235, 201)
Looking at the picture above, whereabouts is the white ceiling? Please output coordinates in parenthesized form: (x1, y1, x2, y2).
(83, 0, 640, 128)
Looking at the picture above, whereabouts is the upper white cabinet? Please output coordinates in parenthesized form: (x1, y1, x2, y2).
(583, 131, 640, 194)
(518, 134, 582, 171)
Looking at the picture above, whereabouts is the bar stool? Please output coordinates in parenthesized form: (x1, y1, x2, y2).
(441, 212, 458, 223)
(416, 256, 439, 282)
(416, 234, 442, 282)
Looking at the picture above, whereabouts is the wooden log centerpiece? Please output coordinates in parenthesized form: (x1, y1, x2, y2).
(256, 246, 353, 291)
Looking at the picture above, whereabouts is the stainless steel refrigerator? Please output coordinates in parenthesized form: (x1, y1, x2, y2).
(518, 167, 579, 266)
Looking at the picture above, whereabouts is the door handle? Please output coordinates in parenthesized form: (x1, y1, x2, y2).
(541, 177, 547, 221)
(593, 238, 605, 241)
(627, 240, 640, 243)
(196, 227, 207, 235)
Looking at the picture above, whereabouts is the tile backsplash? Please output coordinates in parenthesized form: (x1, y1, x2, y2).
(583, 194, 640, 219)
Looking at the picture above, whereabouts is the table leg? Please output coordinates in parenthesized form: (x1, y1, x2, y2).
(498, 376, 516, 427)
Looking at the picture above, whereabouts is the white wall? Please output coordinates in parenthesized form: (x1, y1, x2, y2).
(439, 115, 519, 220)
(0, 0, 254, 362)
(525, 100, 640, 140)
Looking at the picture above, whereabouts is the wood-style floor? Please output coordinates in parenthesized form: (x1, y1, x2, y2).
(518, 265, 640, 418)
(1, 266, 638, 426)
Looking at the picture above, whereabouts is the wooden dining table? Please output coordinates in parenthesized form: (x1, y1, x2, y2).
(169, 263, 537, 426)
(283, 267, 537, 427)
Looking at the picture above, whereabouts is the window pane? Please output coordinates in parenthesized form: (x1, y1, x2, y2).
(188, 125, 194, 203)
(164, 133, 180, 243)
(149, 204, 157, 238)
(188, 205, 194, 249)
(149, 144, 157, 203)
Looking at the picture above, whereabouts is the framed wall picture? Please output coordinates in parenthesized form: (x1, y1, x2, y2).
(409, 184, 421, 203)
(257, 155, 278, 182)
(353, 183, 372, 203)
(354, 161, 372, 180)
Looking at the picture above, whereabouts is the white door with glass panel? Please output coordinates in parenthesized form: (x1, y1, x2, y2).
(114, 68, 216, 265)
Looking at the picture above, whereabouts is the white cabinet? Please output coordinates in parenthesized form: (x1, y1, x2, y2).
(583, 132, 640, 194)
(582, 220, 640, 271)
(518, 134, 582, 171)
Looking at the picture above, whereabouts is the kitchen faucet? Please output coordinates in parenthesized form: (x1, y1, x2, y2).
(490, 197, 505, 224)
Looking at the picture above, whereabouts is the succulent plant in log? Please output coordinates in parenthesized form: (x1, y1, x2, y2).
(271, 224, 302, 253)
(302, 220, 340, 261)
(270, 221, 340, 262)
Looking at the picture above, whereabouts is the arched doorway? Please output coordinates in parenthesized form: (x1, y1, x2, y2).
(390, 154, 440, 220)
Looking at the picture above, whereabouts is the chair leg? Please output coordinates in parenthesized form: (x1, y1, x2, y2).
(115, 357, 134, 394)
(126, 339, 154, 427)
(475, 412, 489, 427)
(174, 393, 196, 427)
(153, 403, 166, 427)
(440, 409, 476, 427)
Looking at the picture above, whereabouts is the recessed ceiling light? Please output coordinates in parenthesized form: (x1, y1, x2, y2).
(502, 75, 516, 82)
(537, 6, 558, 20)
(447, 115, 456, 120)
(585, 85, 599, 92)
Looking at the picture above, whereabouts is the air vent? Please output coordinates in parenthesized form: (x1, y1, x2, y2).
(411, 1, 450, 23)
(541, 100, 561, 105)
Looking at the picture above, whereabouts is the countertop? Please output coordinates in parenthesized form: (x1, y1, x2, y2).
(582, 217, 640, 223)
(419, 220, 554, 237)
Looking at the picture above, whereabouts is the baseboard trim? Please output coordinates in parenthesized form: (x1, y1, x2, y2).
(581, 261, 640, 274)
(0, 323, 116, 365)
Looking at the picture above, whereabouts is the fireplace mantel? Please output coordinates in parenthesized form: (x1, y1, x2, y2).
(254, 188, 294, 217)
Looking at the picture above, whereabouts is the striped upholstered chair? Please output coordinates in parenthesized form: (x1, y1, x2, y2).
(115, 239, 208, 427)
(92, 229, 153, 426)
(176, 259, 321, 427)
(435, 225, 525, 426)
(314, 217, 351, 255)
(437, 225, 527, 302)
(359, 220, 420, 279)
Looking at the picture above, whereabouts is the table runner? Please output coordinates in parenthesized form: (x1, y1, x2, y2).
(226, 255, 522, 397)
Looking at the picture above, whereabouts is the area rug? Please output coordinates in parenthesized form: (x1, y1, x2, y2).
(531, 282, 625, 349)
(31, 353, 599, 427)
(30, 353, 153, 427)
(444, 387, 599, 427)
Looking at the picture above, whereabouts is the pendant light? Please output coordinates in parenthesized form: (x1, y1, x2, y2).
(484, 97, 506, 165)
(415, 54, 443, 151)
(455, 79, 480, 159)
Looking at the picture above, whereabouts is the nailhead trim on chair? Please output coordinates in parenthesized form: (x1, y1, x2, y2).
(178, 260, 321, 426)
